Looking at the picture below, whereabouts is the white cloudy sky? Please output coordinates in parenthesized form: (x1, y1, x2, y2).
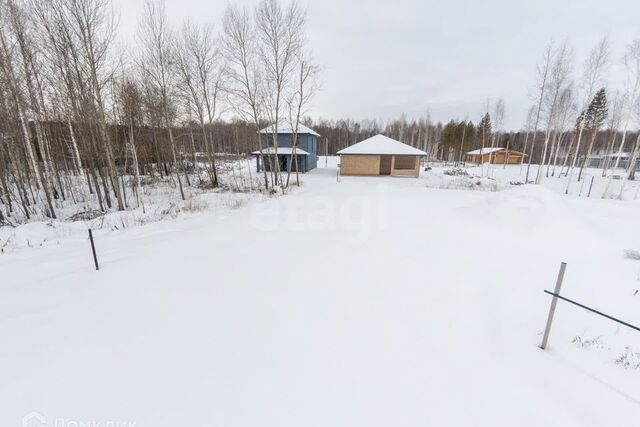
(115, 0, 640, 129)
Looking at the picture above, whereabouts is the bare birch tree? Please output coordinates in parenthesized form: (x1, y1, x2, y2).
(620, 40, 640, 178)
(285, 53, 319, 188)
(565, 36, 609, 193)
(0, 0, 58, 218)
(222, 4, 269, 189)
(64, 0, 125, 210)
(138, 0, 185, 200)
(255, 0, 305, 190)
(175, 20, 223, 187)
(488, 98, 504, 177)
(536, 41, 572, 184)
(525, 43, 553, 183)
(549, 86, 575, 177)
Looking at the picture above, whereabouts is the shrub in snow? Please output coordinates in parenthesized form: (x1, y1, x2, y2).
(227, 199, 246, 210)
(218, 181, 264, 193)
(572, 334, 607, 350)
(443, 168, 469, 177)
(183, 197, 209, 213)
(428, 176, 506, 192)
(1, 234, 13, 253)
(624, 249, 640, 261)
(615, 347, 640, 369)
(197, 180, 219, 190)
(160, 202, 180, 219)
(67, 209, 105, 222)
(139, 176, 163, 186)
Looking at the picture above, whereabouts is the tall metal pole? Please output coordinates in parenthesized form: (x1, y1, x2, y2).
(540, 262, 567, 349)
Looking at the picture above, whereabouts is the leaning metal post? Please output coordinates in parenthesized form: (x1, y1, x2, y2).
(540, 262, 567, 350)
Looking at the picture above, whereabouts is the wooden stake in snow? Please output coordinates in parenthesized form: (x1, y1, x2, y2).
(540, 262, 567, 350)
(325, 138, 328, 168)
(88, 229, 100, 271)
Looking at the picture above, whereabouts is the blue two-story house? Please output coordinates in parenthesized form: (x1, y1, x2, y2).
(253, 123, 320, 173)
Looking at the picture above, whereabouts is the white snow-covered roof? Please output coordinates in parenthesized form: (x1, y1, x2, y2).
(259, 123, 320, 137)
(466, 147, 505, 155)
(252, 147, 310, 155)
(337, 134, 427, 156)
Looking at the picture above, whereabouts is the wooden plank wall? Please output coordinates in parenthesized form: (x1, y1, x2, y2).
(340, 155, 381, 175)
(340, 154, 421, 177)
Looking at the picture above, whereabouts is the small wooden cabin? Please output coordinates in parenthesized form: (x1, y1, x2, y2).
(337, 135, 427, 177)
(465, 148, 526, 165)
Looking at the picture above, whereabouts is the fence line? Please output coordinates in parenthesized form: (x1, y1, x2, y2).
(543, 289, 640, 333)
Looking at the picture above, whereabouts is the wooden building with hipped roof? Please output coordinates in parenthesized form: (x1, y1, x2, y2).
(337, 135, 427, 177)
(465, 147, 526, 165)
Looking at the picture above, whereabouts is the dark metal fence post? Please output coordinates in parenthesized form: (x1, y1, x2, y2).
(587, 176, 595, 197)
(540, 262, 567, 350)
(88, 229, 99, 271)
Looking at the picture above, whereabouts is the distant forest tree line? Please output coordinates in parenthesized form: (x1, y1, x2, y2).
(1, 0, 639, 225)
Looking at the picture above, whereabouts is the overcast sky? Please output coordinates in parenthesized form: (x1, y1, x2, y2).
(116, 0, 640, 130)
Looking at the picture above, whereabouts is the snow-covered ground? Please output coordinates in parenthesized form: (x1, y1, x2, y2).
(2, 157, 640, 426)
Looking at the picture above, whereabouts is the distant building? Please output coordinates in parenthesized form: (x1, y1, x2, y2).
(586, 152, 640, 170)
(585, 153, 606, 168)
(465, 147, 526, 165)
(253, 123, 319, 173)
(337, 134, 427, 177)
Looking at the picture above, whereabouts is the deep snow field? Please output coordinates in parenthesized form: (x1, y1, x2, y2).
(2, 157, 640, 426)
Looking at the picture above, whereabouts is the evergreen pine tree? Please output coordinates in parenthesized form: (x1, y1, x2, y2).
(478, 113, 492, 135)
(478, 113, 492, 149)
(585, 88, 608, 131)
(579, 88, 608, 180)
(442, 120, 459, 154)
